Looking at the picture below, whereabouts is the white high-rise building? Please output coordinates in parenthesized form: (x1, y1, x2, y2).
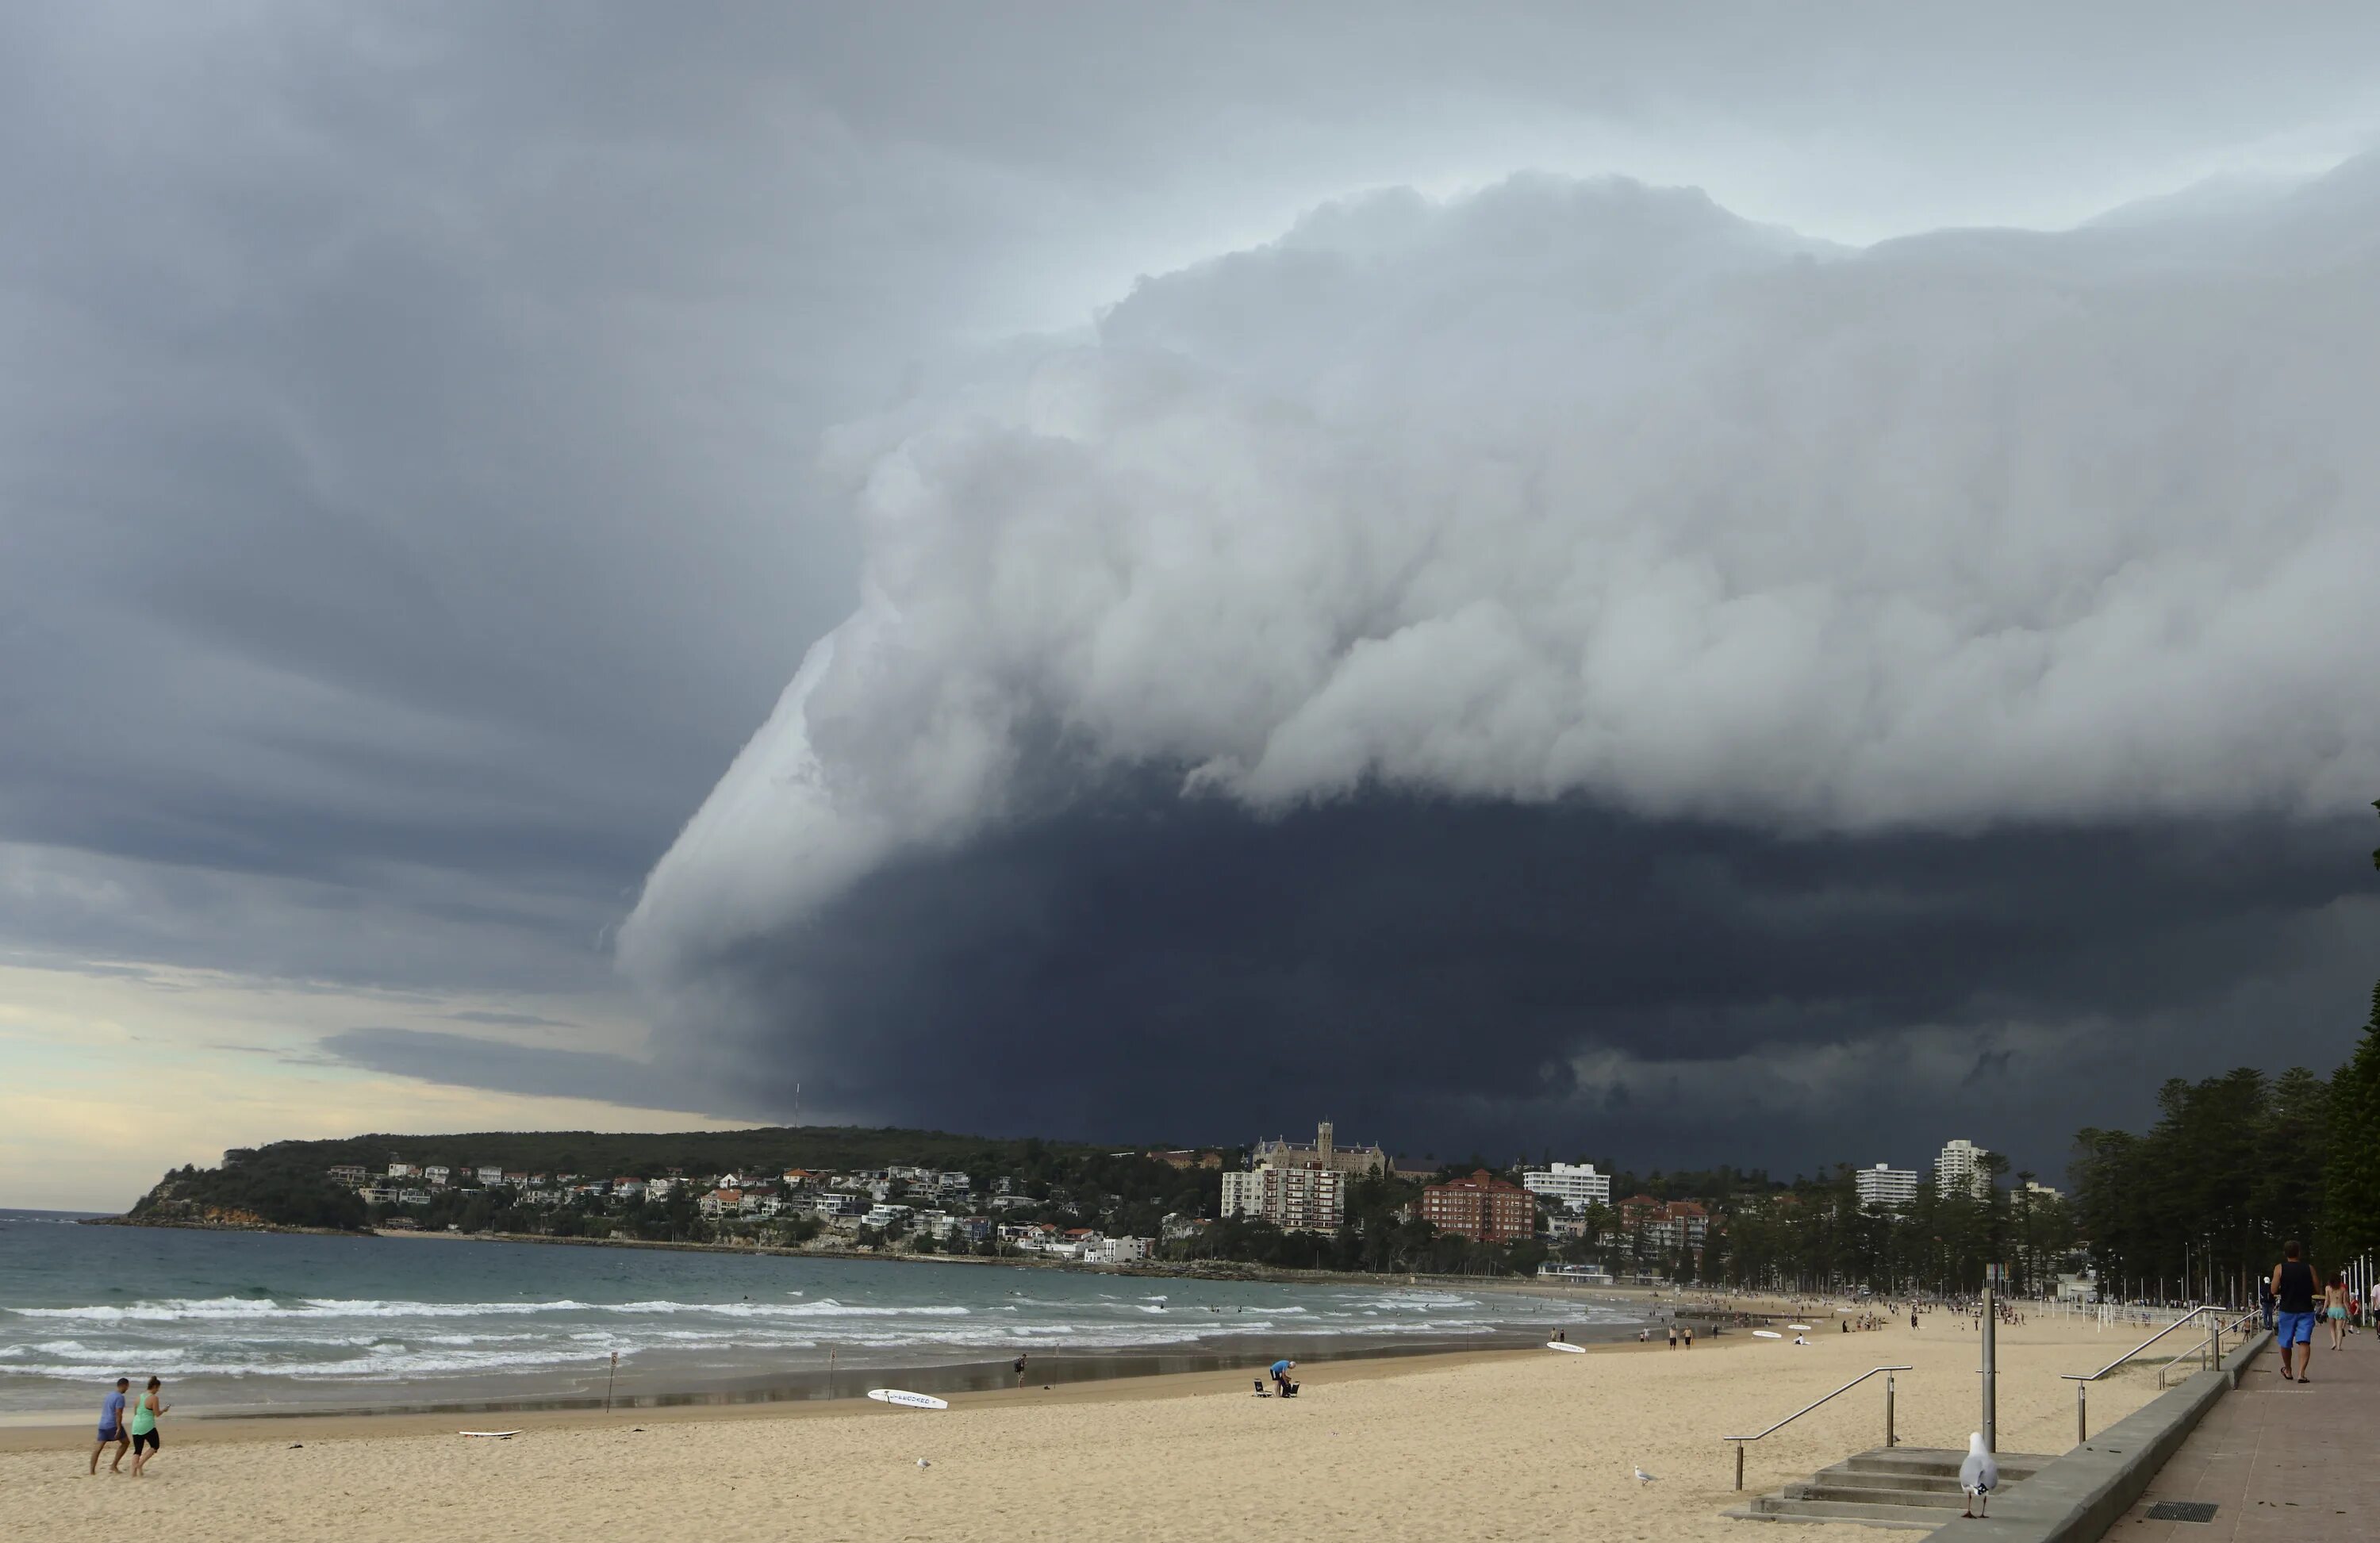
(1221, 1165, 1345, 1232)
(1855, 1163, 1919, 1215)
(1935, 1139, 1993, 1199)
(1520, 1162, 1613, 1212)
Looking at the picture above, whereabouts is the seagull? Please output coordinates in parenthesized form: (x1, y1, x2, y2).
(1960, 1432, 1998, 1519)
(916, 1457, 932, 1468)
(1633, 1465, 1657, 1485)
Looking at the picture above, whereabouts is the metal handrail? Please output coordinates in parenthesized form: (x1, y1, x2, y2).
(1722, 1365, 1911, 1491)
(2060, 1304, 2244, 1384)
(2156, 1310, 2258, 1388)
(2059, 1304, 2258, 1440)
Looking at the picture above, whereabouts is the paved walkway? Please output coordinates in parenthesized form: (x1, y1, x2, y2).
(2112, 1325, 2378, 1541)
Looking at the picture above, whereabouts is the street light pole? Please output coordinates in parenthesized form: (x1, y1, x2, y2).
(1980, 1283, 1998, 1453)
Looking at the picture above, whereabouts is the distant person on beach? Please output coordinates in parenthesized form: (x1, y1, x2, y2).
(2324, 1274, 2350, 1351)
(1667, 1325, 1677, 1349)
(2271, 1242, 2318, 1383)
(127, 1376, 167, 1476)
(1269, 1358, 1297, 1396)
(1682, 1326, 1692, 1349)
(1013, 1353, 1027, 1388)
(90, 1377, 130, 1475)
(1910, 1310, 1918, 1331)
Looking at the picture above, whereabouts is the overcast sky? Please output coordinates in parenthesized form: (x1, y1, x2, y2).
(5, 4, 2378, 1211)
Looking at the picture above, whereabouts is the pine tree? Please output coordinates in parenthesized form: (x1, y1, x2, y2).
(2325, 981, 2380, 1265)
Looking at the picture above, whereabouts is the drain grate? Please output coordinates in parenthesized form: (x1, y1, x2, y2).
(2144, 1500, 2219, 1523)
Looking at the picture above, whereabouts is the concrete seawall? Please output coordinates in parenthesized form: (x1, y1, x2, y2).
(1927, 1328, 2273, 1542)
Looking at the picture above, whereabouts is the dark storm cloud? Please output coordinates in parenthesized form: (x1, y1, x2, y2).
(663, 787, 2374, 1176)
(6, 4, 2378, 1169)
(622, 154, 2380, 1176)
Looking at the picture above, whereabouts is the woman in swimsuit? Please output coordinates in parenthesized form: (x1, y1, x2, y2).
(2324, 1274, 2351, 1351)
(127, 1376, 167, 1477)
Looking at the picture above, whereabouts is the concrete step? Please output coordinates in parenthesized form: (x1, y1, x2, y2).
(1835, 1448, 2050, 1482)
(1785, 1483, 1964, 1510)
(1725, 1497, 1953, 1529)
(1809, 1466, 1967, 1495)
(1728, 1447, 2048, 1530)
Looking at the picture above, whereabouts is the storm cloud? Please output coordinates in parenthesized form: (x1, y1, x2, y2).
(8, 5, 2379, 1180)
(615, 162, 2380, 1169)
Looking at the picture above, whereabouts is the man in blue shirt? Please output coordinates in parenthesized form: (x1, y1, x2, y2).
(1269, 1358, 1297, 1396)
(90, 1377, 131, 1475)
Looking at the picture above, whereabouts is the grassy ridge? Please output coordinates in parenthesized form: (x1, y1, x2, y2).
(125, 1126, 1205, 1232)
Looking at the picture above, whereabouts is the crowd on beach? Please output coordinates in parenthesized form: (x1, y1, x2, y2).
(86, 1376, 167, 1479)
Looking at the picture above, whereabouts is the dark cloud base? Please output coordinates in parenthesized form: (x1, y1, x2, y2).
(678, 786, 2373, 1177)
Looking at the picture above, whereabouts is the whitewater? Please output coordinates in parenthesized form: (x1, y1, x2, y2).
(0, 1211, 1627, 1412)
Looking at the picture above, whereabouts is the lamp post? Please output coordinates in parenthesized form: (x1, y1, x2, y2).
(1980, 1283, 1997, 1453)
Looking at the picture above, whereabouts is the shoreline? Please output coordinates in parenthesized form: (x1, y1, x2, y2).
(0, 1314, 1693, 1431)
(2, 1314, 2163, 1543)
(0, 1335, 1686, 1452)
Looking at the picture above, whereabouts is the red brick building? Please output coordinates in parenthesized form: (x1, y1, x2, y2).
(1420, 1170, 1535, 1244)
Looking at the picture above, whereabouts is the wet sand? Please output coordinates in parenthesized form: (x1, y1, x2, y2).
(2, 1306, 2165, 1542)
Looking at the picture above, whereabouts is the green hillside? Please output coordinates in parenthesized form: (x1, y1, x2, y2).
(124, 1125, 1217, 1233)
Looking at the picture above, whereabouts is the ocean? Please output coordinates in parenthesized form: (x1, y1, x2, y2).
(0, 1211, 1634, 1417)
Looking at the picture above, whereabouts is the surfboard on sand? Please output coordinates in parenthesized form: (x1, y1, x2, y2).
(459, 1430, 523, 1439)
(1546, 1341, 1587, 1353)
(867, 1388, 949, 1410)
(1752, 1330, 1783, 1340)
(1787, 1323, 1813, 1331)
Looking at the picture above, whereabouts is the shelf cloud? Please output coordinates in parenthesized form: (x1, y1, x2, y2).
(619, 163, 2380, 1162)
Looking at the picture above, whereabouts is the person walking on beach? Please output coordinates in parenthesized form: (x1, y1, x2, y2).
(2271, 1242, 2318, 1383)
(1012, 1353, 1027, 1389)
(126, 1376, 167, 1476)
(2324, 1274, 2350, 1352)
(1667, 1324, 1677, 1349)
(89, 1377, 130, 1476)
(1683, 1326, 1692, 1349)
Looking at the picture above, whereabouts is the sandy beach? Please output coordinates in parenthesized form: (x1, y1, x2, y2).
(3, 1304, 2174, 1542)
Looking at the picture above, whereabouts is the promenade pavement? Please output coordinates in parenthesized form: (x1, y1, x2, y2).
(2110, 1322, 2377, 1541)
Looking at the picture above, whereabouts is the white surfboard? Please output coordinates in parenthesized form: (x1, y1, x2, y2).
(1752, 1330, 1783, 1340)
(459, 1430, 522, 1439)
(867, 1388, 949, 1410)
(1546, 1341, 1587, 1353)
(1787, 1323, 1813, 1331)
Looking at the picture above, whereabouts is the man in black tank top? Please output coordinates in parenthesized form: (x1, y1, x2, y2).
(2271, 1240, 2319, 1383)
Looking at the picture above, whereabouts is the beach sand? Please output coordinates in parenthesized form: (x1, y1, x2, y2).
(2, 1307, 2171, 1542)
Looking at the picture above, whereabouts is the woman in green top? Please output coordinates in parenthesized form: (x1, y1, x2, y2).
(128, 1376, 167, 1477)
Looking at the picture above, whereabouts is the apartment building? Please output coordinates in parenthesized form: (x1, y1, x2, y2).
(1520, 1161, 1613, 1212)
(1420, 1171, 1533, 1244)
(1856, 1163, 1919, 1215)
(1935, 1139, 1992, 1199)
(1221, 1165, 1346, 1232)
